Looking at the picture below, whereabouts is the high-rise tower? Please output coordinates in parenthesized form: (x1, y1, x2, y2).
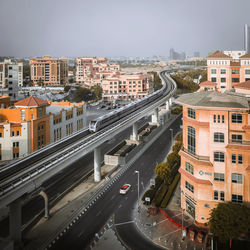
(244, 24, 250, 53)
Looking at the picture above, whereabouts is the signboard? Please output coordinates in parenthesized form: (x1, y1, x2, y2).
(145, 197, 151, 202)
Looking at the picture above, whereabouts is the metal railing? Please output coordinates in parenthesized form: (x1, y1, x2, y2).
(229, 139, 250, 145)
(181, 147, 210, 161)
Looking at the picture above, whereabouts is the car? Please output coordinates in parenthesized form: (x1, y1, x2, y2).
(120, 184, 131, 194)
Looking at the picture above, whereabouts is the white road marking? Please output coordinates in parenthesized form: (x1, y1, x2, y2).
(96, 210, 102, 217)
(111, 194, 115, 200)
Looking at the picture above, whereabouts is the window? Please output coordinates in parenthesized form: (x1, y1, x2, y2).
(218, 115, 220, 123)
(221, 78, 226, 83)
(187, 126, 195, 154)
(0, 133, 2, 137)
(232, 78, 239, 83)
(231, 134, 242, 143)
(245, 69, 250, 74)
(211, 77, 217, 82)
(214, 152, 224, 162)
(21, 110, 25, 121)
(213, 114, 216, 123)
(222, 115, 224, 123)
(232, 173, 243, 184)
(12, 131, 15, 136)
(214, 132, 224, 142)
(214, 190, 218, 200)
(211, 69, 217, 74)
(231, 113, 242, 123)
(39, 108, 43, 117)
(187, 108, 195, 119)
(232, 69, 239, 74)
(238, 154, 243, 164)
(214, 173, 225, 182)
(221, 69, 226, 74)
(220, 191, 225, 201)
(17, 131, 20, 136)
(13, 142, 19, 147)
(232, 154, 236, 163)
(232, 194, 243, 203)
(185, 162, 194, 175)
(185, 181, 194, 193)
(31, 114, 34, 120)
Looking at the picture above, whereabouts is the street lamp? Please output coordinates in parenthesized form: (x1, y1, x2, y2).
(170, 128, 173, 146)
(135, 170, 140, 211)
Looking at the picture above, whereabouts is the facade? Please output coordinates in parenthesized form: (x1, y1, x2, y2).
(176, 91, 250, 225)
(101, 74, 153, 101)
(47, 100, 86, 143)
(0, 97, 86, 161)
(75, 57, 120, 88)
(207, 51, 250, 92)
(244, 24, 250, 53)
(30, 56, 68, 85)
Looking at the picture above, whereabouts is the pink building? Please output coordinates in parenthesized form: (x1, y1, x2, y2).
(75, 57, 120, 88)
(101, 74, 153, 101)
(207, 51, 250, 92)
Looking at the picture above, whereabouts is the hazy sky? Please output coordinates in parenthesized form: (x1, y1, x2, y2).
(0, 0, 250, 58)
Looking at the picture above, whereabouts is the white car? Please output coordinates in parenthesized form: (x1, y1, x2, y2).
(120, 184, 131, 194)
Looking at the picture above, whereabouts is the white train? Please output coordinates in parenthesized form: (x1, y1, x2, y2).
(89, 72, 170, 132)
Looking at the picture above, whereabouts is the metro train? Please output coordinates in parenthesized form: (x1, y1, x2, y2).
(88, 72, 169, 132)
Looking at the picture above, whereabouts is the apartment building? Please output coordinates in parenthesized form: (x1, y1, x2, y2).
(0, 96, 86, 161)
(176, 89, 250, 225)
(47, 100, 86, 143)
(101, 74, 153, 101)
(75, 57, 120, 88)
(30, 56, 68, 85)
(0, 59, 23, 88)
(207, 51, 250, 92)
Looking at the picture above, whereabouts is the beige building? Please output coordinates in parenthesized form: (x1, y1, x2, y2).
(30, 56, 68, 85)
(101, 74, 153, 101)
(75, 57, 120, 88)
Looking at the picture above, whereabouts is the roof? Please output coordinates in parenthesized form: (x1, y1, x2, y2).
(15, 96, 49, 107)
(199, 81, 216, 87)
(230, 61, 240, 67)
(234, 80, 250, 89)
(175, 91, 249, 109)
(240, 53, 250, 59)
(206, 50, 232, 59)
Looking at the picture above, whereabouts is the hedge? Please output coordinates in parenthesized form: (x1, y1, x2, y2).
(152, 182, 169, 207)
(160, 173, 180, 208)
(142, 176, 163, 203)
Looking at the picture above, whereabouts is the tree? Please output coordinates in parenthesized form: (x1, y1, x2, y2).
(64, 85, 71, 93)
(154, 162, 172, 184)
(73, 87, 92, 102)
(209, 203, 250, 248)
(90, 85, 103, 100)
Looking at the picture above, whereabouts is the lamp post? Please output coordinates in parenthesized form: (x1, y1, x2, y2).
(170, 128, 173, 146)
(135, 170, 139, 211)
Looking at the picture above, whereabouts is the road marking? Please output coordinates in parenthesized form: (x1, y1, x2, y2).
(118, 204, 122, 209)
(111, 194, 115, 200)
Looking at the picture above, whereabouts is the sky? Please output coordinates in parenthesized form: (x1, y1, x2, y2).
(0, 0, 250, 58)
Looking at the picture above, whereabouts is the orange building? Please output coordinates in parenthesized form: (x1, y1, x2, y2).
(176, 90, 250, 225)
(30, 56, 68, 85)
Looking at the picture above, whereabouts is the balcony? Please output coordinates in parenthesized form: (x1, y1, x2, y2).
(229, 139, 250, 145)
(181, 147, 210, 161)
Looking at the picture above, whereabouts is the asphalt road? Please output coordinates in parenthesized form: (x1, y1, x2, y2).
(0, 107, 145, 238)
(50, 115, 182, 250)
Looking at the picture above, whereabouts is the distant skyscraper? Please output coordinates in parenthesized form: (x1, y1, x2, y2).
(194, 51, 200, 58)
(244, 24, 250, 53)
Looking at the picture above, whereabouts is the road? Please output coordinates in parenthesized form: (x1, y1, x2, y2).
(50, 115, 182, 250)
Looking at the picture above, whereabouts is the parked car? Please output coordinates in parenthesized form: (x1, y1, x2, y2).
(120, 184, 131, 194)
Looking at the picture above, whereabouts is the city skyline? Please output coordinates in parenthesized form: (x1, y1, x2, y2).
(1, 0, 250, 58)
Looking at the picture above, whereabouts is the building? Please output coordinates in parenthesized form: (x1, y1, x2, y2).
(30, 56, 68, 86)
(224, 50, 246, 60)
(75, 57, 120, 88)
(169, 48, 186, 61)
(207, 50, 250, 92)
(0, 59, 23, 100)
(198, 81, 216, 92)
(47, 100, 86, 143)
(176, 90, 250, 226)
(0, 97, 86, 161)
(193, 52, 200, 58)
(244, 24, 250, 53)
(101, 74, 153, 101)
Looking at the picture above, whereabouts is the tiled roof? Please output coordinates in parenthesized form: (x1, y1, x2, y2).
(15, 96, 48, 107)
(199, 81, 216, 87)
(240, 53, 250, 59)
(207, 50, 232, 59)
(234, 80, 250, 89)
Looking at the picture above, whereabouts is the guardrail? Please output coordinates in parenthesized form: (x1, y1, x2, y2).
(181, 147, 210, 161)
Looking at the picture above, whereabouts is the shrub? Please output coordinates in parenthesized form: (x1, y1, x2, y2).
(171, 106, 182, 115)
(172, 141, 182, 152)
(176, 133, 183, 142)
(142, 176, 163, 203)
(152, 183, 169, 207)
(160, 173, 180, 208)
